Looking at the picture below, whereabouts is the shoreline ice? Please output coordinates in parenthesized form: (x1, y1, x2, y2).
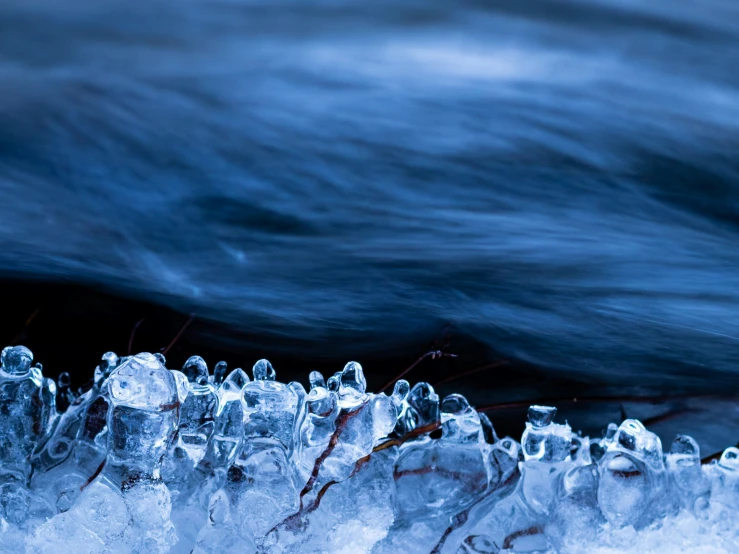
(0, 346, 736, 553)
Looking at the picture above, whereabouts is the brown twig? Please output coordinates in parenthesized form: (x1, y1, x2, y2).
(307, 421, 442, 510)
(80, 459, 106, 492)
(161, 313, 195, 355)
(434, 359, 508, 387)
(300, 409, 356, 502)
(503, 526, 544, 550)
(128, 317, 146, 355)
(378, 350, 458, 394)
(10, 308, 41, 345)
(642, 408, 699, 427)
(430, 459, 521, 553)
(268, 420, 442, 538)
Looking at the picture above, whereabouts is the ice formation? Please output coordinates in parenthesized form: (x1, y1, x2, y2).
(0, 345, 736, 553)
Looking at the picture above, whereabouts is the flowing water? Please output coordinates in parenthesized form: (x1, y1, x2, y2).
(0, 0, 738, 401)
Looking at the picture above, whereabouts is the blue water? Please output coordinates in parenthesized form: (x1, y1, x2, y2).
(1, 0, 738, 389)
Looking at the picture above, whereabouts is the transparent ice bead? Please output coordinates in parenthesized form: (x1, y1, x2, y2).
(596, 419, 667, 528)
(395, 381, 440, 437)
(338, 361, 368, 409)
(309, 370, 326, 390)
(0, 346, 56, 481)
(212, 361, 228, 386)
(293, 385, 340, 483)
(241, 379, 301, 452)
(182, 356, 209, 384)
(707, 446, 739, 511)
(252, 359, 276, 381)
(441, 394, 483, 444)
(394, 393, 490, 522)
(93, 351, 119, 385)
(519, 405, 573, 516)
(665, 435, 709, 513)
(163, 371, 218, 488)
(105, 352, 188, 480)
(200, 368, 250, 472)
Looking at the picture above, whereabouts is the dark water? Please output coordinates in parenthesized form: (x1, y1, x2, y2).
(1, 0, 739, 408)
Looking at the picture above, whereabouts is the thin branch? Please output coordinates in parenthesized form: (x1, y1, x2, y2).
(434, 359, 508, 387)
(430, 458, 520, 553)
(641, 408, 699, 427)
(503, 526, 544, 550)
(10, 308, 41, 345)
(377, 350, 457, 394)
(128, 317, 146, 355)
(161, 313, 195, 355)
(268, 420, 442, 538)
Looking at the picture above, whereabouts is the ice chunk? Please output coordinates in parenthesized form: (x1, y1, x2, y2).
(478, 412, 499, 445)
(519, 405, 573, 516)
(0, 346, 737, 553)
(290, 446, 397, 554)
(212, 361, 228, 386)
(391, 379, 410, 406)
(201, 367, 250, 471)
(30, 355, 112, 513)
(395, 381, 440, 437)
(182, 356, 209, 384)
(308, 370, 326, 390)
(408, 382, 440, 428)
(527, 405, 557, 428)
(596, 419, 668, 529)
(452, 406, 574, 553)
(28, 477, 176, 554)
(2, 345, 33, 375)
(30, 353, 183, 553)
(441, 394, 483, 444)
(394, 393, 489, 519)
(707, 447, 739, 513)
(242, 379, 300, 451)
(93, 351, 119, 385)
(665, 435, 709, 514)
(169, 367, 252, 552)
(55, 372, 75, 413)
(105, 354, 186, 475)
(327, 371, 341, 392)
(253, 359, 276, 381)
(196, 364, 302, 549)
(293, 385, 340, 484)
(379, 394, 504, 554)
(0, 346, 56, 484)
(163, 365, 218, 491)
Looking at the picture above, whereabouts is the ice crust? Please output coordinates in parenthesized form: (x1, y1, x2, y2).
(0, 345, 736, 553)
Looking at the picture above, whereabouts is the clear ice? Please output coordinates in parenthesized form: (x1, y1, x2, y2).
(0, 345, 735, 553)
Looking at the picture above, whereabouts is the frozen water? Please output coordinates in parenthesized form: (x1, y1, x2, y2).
(28, 352, 184, 554)
(253, 359, 276, 382)
(0, 345, 737, 553)
(212, 361, 228, 387)
(596, 419, 668, 529)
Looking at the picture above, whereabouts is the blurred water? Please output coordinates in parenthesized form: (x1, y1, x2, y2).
(0, 0, 738, 388)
